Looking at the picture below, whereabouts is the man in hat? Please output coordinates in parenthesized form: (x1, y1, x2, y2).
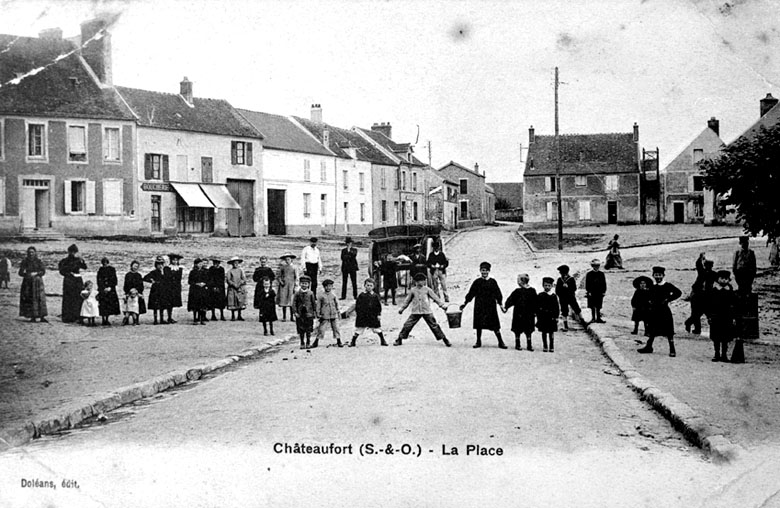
(293, 275, 317, 349)
(555, 264, 581, 331)
(396, 272, 450, 347)
(732, 236, 756, 296)
(301, 237, 323, 296)
(638, 266, 683, 357)
(409, 244, 428, 283)
(460, 261, 506, 349)
(340, 237, 359, 300)
(584, 258, 607, 323)
(427, 239, 450, 303)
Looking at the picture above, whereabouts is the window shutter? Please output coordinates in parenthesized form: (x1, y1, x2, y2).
(86, 180, 96, 214)
(64, 180, 72, 214)
(246, 142, 253, 166)
(102, 129, 108, 161)
(103, 180, 122, 215)
(231, 142, 237, 165)
(0, 178, 5, 214)
(162, 155, 170, 181)
(144, 154, 152, 180)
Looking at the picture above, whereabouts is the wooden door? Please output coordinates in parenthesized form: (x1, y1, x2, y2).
(227, 179, 255, 237)
(607, 201, 617, 224)
(267, 189, 286, 235)
(35, 189, 50, 228)
(201, 157, 213, 183)
(673, 202, 684, 223)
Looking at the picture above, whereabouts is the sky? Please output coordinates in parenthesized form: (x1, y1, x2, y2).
(1, 0, 779, 182)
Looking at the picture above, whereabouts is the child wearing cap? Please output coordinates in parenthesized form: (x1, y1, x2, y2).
(396, 272, 450, 347)
(188, 258, 210, 325)
(226, 257, 247, 321)
(503, 273, 537, 351)
(208, 259, 227, 321)
(555, 264, 581, 331)
(638, 266, 683, 357)
(293, 275, 317, 349)
(460, 261, 507, 349)
(585, 259, 607, 323)
(536, 277, 560, 352)
(166, 254, 184, 324)
(630, 276, 652, 336)
(342, 278, 386, 347)
(255, 277, 277, 335)
(314, 279, 341, 348)
(707, 270, 737, 362)
(253, 256, 275, 299)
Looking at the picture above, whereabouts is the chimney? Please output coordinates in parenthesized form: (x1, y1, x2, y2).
(371, 122, 392, 139)
(707, 117, 720, 136)
(474, 162, 479, 174)
(311, 104, 322, 123)
(180, 77, 193, 106)
(528, 125, 535, 144)
(633, 122, 639, 142)
(80, 18, 113, 86)
(39, 28, 62, 41)
(760, 93, 779, 117)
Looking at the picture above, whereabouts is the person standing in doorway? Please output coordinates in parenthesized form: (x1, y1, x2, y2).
(58, 244, 87, 323)
(427, 240, 450, 303)
(733, 236, 757, 295)
(340, 237, 359, 300)
(301, 237, 323, 296)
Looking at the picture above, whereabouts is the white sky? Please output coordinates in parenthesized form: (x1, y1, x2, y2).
(1, 0, 779, 182)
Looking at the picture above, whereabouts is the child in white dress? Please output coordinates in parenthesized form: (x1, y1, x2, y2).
(123, 287, 141, 325)
(80, 280, 100, 326)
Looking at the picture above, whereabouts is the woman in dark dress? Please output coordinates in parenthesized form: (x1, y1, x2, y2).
(123, 260, 147, 322)
(638, 266, 683, 357)
(208, 259, 226, 321)
(97, 257, 121, 325)
(188, 258, 209, 324)
(19, 246, 48, 322)
(460, 261, 507, 349)
(143, 256, 170, 325)
(166, 254, 184, 323)
(58, 243, 87, 323)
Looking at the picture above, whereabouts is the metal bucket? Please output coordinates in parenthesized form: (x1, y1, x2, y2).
(445, 306, 462, 329)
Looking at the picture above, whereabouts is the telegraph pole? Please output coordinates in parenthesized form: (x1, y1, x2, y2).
(555, 67, 563, 250)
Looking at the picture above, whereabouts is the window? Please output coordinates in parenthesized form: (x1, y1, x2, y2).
(64, 179, 95, 214)
(27, 123, 45, 158)
(578, 200, 591, 220)
(546, 201, 557, 220)
(381, 167, 387, 189)
(693, 148, 704, 164)
(412, 172, 418, 192)
(381, 200, 387, 222)
(343, 202, 349, 225)
(71, 181, 86, 212)
(413, 202, 418, 221)
(359, 172, 365, 192)
(692, 176, 704, 192)
(606, 175, 619, 191)
(303, 193, 311, 218)
(0, 177, 5, 214)
(575, 175, 587, 187)
(402, 171, 407, 190)
(459, 178, 468, 194)
(402, 201, 408, 223)
(103, 179, 122, 215)
(230, 141, 253, 166)
(320, 161, 327, 182)
(151, 195, 161, 232)
(304, 160, 311, 182)
(394, 201, 399, 224)
(544, 177, 556, 192)
(360, 203, 366, 222)
(68, 125, 87, 162)
(460, 200, 468, 220)
(103, 127, 120, 162)
(394, 170, 400, 190)
(144, 154, 169, 181)
(693, 200, 704, 218)
(320, 194, 327, 218)
(175, 195, 214, 233)
(343, 170, 349, 190)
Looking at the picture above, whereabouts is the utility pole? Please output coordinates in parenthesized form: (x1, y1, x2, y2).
(425, 140, 432, 225)
(555, 67, 563, 250)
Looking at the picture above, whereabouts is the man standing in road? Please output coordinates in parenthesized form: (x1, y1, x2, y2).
(409, 244, 428, 284)
(340, 237, 359, 300)
(301, 237, 323, 296)
(733, 235, 757, 295)
(426, 240, 449, 302)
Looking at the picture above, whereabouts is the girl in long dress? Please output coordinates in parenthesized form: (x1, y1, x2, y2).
(143, 256, 170, 325)
(19, 246, 48, 322)
(97, 257, 121, 325)
(208, 259, 227, 321)
(58, 244, 87, 323)
(604, 234, 623, 270)
(166, 254, 184, 323)
(188, 258, 209, 325)
(123, 260, 147, 324)
(226, 257, 247, 320)
(276, 254, 297, 321)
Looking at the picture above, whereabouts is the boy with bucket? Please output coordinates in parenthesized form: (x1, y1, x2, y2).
(395, 273, 450, 347)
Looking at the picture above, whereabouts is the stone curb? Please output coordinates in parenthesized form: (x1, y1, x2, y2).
(0, 337, 292, 453)
(519, 231, 742, 254)
(581, 320, 744, 463)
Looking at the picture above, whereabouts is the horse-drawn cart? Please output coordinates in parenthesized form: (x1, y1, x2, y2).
(368, 225, 443, 294)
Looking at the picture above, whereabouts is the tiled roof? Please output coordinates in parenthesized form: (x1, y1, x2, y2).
(524, 133, 638, 176)
(238, 109, 331, 156)
(294, 117, 398, 165)
(0, 34, 134, 120)
(734, 100, 780, 145)
(116, 86, 261, 138)
(438, 161, 485, 178)
(357, 128, 426, 166)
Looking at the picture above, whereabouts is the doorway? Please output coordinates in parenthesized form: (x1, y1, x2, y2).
(227, 179, 255, 236)
(673, 202, 685, 223)
(35, 189, 50, 229)
(267, 189, 286, 235)
(607, 201, 618, 224)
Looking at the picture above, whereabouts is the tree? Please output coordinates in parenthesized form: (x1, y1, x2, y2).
(495, 197, 513, 210)
(700, 123, 780, 238)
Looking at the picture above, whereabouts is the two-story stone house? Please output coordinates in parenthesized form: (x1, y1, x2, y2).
(523, 125, 642, 226)
(437, 161, 489, 227)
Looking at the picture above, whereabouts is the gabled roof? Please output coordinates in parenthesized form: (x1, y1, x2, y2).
(523, 132, 638, 176)
(238, 109, 331, 156)
(116, 86, 261, 139)
(293, 117, 398, 165)
(438, 160, 485, 178)
(0, 34, 134, 120)
(733, 100, 780, 145)
(356, 128, 426, 166)
(663, 126, 724, 173)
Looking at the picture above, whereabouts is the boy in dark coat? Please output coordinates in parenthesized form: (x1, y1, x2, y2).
(342, 278, 386, 347)
(187, 258, 210, 325)
(630, 276, 653, 336)
(707, 270, 737, 362)
(504, 273, 536, 351)
(396, 273, 450, 347)
(254, 277, 277, 335)
(585, 259, 607, 323)
(208, 259, 227, 321)
(685, 256, 715, 334)
(293, 275, 317, 349)
(460, 261, 506, 349)
(555, 264, 581, 331)
(536, 277, 560, 352)
(638, 266, 683, 357)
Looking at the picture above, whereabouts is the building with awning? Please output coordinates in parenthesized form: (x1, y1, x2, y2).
(169, 182, 241, 233)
